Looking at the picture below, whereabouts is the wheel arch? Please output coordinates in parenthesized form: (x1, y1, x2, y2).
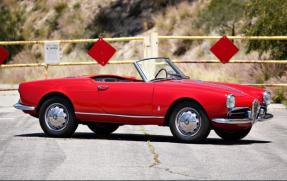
(36, 92, 74, 115)
(164, 97, 209, 126)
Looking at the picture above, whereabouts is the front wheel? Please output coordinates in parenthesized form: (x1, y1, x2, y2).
(214, 128, 251, 141)
(169, 101, 210, 142)
(39, 97, 78, 138)
(88, 123, 119, 135)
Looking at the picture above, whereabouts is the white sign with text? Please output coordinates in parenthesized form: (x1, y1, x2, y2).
(44, 42, 60, 64)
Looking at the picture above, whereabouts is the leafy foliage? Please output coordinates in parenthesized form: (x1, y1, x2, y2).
(0, 3, 24, 41)
(195, 0, 287, 59)
(244, 0, 287, 60)
(243, 0, 287, 82)
(194, 0, 246, 35)
(0, 2, 25, 61)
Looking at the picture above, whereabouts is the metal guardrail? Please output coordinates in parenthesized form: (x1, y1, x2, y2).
(158, 36, 287, 40)
(0, 35, 286, 89)
(0, 36, 286, 45)
(1, 60, 287, 69)
(0, 37, 144, 45)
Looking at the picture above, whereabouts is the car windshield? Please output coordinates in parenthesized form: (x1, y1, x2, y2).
(134, 58, 187, 82)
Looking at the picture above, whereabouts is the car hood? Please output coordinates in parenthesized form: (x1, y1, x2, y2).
(164, 79, 263, 98)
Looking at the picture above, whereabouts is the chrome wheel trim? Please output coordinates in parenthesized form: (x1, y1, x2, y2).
(175, 107, 201, 137)
(44, 103, 69, 131)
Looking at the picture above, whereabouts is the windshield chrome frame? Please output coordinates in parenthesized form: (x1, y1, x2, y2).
(133, 57, 187, 82)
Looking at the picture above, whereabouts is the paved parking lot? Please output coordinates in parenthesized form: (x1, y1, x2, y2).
(0, 91, 286, 179)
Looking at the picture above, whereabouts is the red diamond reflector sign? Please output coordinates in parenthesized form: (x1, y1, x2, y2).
(0, 46, 9, 65)
(210, 36, 239, 64)
(88, 38, 116, 66)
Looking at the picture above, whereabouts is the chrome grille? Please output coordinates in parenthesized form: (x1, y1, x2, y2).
(228, 107, 250, 119)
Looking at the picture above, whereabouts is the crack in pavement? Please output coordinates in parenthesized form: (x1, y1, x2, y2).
(140, 127, 161, 167)
(140, 126, 193, 178)
(155, 167, 192, 178)
(147, 140, 160, 167)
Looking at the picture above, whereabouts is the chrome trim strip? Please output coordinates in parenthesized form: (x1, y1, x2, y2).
(75, 112, 164, 119)
(14, 102, 35, 111)
(212, 118, 252, 124)
(229, 107, 249, 112)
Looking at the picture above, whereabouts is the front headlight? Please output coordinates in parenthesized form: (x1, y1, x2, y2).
(226, 94, 235, 109)
(263, 91, 271, 105)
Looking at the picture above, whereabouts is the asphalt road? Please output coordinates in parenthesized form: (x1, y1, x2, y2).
(0, 91, 287, 180)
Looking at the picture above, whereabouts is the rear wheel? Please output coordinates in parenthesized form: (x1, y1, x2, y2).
(88, 123, 119, 135)
(39, 97, 78, 137)
(214, 128, 251, 141)
(169, 101, 210, 142)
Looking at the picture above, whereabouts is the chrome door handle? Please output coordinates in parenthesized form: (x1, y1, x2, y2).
(97, 85, 109, 91)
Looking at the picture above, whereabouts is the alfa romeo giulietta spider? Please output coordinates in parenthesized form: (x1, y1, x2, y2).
(14, 57, 273, 142)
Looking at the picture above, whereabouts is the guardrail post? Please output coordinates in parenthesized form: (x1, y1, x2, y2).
(143, 32, 159, 78)
(44, 64, 49, 79)
(143, 32, 159, 58)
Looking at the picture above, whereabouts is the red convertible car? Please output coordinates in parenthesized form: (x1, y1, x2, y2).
(14, 57, 273, 142)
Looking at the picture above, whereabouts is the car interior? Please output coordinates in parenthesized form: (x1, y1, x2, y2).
(92, 75, 143, 82)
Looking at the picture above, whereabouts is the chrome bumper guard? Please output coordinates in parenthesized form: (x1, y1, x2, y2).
(14, 102, 35, 111)
(212, 99, 273, 125)
(212, 113, 273, 124)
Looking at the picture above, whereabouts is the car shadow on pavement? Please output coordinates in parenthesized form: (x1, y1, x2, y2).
(15, 132, 271, 145)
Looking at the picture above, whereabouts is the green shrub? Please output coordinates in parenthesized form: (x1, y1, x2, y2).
(54, 2, 68, 14)
(272, 89, 286, 104)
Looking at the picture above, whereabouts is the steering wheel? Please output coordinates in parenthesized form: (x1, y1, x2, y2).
(154, 68, 168, 79)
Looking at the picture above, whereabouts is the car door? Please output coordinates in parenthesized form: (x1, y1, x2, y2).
(96, 81, 154, 116)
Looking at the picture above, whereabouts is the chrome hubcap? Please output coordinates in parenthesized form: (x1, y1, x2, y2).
(175, 107, 201, 136)
(45, 103, 69, 131)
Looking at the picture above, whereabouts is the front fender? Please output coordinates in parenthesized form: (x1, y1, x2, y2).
(153, 86, 228, 119)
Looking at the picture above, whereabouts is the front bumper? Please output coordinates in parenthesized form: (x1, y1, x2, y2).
(212, 100, 273, 125)
(212, 113, 273, 124)
(14, 102, 35, 111)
